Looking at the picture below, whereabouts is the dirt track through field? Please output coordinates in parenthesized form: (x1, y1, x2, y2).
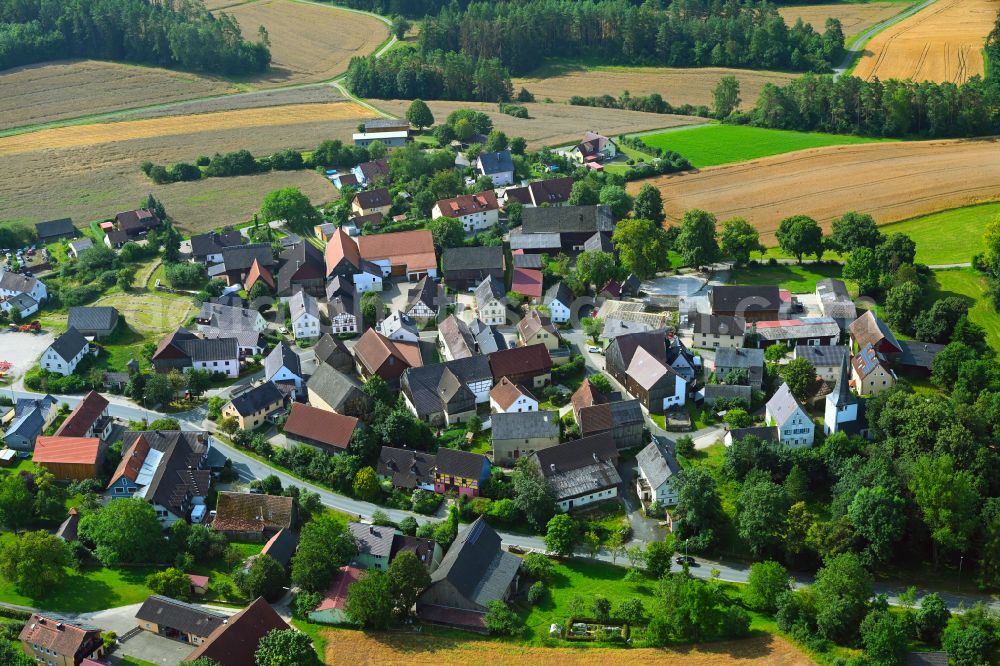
(852, 0, 999, 82)
(778, 3, 905, 39)
(628, 138, 1000, 244)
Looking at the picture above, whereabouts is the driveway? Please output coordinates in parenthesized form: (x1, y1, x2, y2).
(618, 460, 667, 544)
(0, 329, 54, 382)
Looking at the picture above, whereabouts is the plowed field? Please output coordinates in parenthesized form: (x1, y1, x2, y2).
(852, 0, 999, 83)
(778, 3, 905, 40)
(628, 138, 1000, 245)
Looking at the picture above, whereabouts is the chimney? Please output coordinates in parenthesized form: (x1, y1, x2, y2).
(549, 463, 555, 472)
(369, 525, 374, 535)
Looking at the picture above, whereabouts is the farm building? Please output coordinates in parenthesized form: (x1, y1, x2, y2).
(185, 597, 290, 666)
(283, 403, 358, 455)
(211, 492, 295, 542)
(35, 218, 77, 244)
(67, 306, 119, 339)
(135, 595, 226, 646)
(33, 436, 105, 481)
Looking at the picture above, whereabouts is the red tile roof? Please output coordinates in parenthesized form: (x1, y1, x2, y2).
(108, 433, 150, 488)
(489, 377, 535, 411)
(55, 390, 108, 437)
(354, 328, 422, 380)
(358, 229, 436, 273)
(283, 403, 358, 450)
(316, 565, 362, 612)
(489, 343, 552, 381)
(434, 191, 499, 218)
(245, 259, 275, 293)
(184, 597, 290, 666)
(34, 437, 102, 465)
(19, 614, 101, 659)
(325, 227, 361, 275)
(511, 268, 543, 298)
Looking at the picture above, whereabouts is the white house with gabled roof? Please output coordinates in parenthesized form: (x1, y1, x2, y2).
(765, 383, 814, 448)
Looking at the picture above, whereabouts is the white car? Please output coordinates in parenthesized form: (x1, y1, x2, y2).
(279, 327, 289, 335)
(588, 346, 601, 354)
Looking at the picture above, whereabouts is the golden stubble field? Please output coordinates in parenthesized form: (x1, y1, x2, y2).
(0, 102, 369, 232)
(375, 100, 708, 148)
(512, 67, 799, 110)
(853, 0, 999, 83)
(777, 3, 905, 40)
(321, 629, 814, 665)
(629, 138, 1000, 245)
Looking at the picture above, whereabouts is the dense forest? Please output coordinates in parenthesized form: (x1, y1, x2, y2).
(0, 0, 271, 74)
(346, 46, 512, 101)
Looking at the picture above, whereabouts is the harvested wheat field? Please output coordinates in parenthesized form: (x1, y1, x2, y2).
(0, 60, 233, 132)
(321, 629, 813, 665)
(125, 85, 345, 121)
(853, 0, 999, 83)
(777, 3, 904, 40)
(512, 67, 798, 110)
(217, 0, 387, 87)
(376, 100, 707, 148)
(628, 138, 1000, 245)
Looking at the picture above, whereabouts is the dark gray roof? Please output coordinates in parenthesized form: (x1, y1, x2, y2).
(349, 521, 395, 559)
(521, 205, 615, 234)
(578, 399, 643, 436)
(377, 447, 436, 489)
(477, 151, 513, 175)
(543, 282, 573, 308)
(260, 528, 299, 567)
(0, 270, 39, 295)
(49, 327, 88, 362)
(201, 326, 263, 350)
(511, 253, 542, 269)
(509, 232, 561, 251)
(426, 517, 519, 608)
(469, 319, 506, 354)
(755, 317, 840, 342)
(766, 383, 804, 426)
(326, 276, 356, 302)
(897, 340, 946, 369)
(35, 218, 76, 239)
(314, 333, 353, 372)
(69, 238, 93, 254)
(583, 231, 614, 253)
(276, 241, 324, 295)
(715, 346, 764, 369)
(532, 433, 621, 501)
(491, 410, 559, 440)
(4, 293, 36, 311)
(198, 302, 261, 331)
(229, 381, 284, 417)
(436, 448, 488, 479)
(354, 187, 392, 209)
(222, 243, 274, 272)
(67, 306, 119, 332)
(443, 246, 504, 272)
(265, 342, 302, 381)
(119, 431, 211, 517)
(693, 314, 746, 337)
(710, 285, 781, 314)
(190, 230, 243, 258)
(702, 384, 752, 405)
(474, 275, 505, 309)
(289, 290, 319, 322)
(135, 595, 226, 638)
(904, 653, 949, 666)
(406, 276, 438, 313)
(829, 352, 855, 409)
(181, 337, 238, 362)
(402, 365, 474, 417)
(728, 426, 779, 443)
(307, 363, 365, 409)
(794, 344, 849, 367)
(636, 439, 680, 489)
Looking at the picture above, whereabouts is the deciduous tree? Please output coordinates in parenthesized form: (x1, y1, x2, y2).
(254, 628, 317, 666)
(633, 184, 665, 224)
(719, 217, 763, 266)
(544, 513, 577, 557)
(260, 188, 322, 233)
(78, 498, 163, 565)
(675, 209, 720, 268)
(346, 570, 394, 629)
(611, 217, 671, 279)
(744, 561, 790, 612)
(909, 454, 979, 569)
(0, 530, 71, 595)
(387, 551, 430, 617)
(405, 99, 434, 129)
(776, 215, 824, 262)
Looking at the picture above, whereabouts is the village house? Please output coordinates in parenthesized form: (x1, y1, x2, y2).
(212, 492, 296, 542)
(328, 291, 359, 335)
(816, 278, 858, 330)
(3, 395, 57, 451)
(517, 309, 560, 351)
(442, 245, 505, 291)
(714, 346, 765, 389)
(352, 130, 409, 148)
(55, 390, 112, 441)
(435, 448, 491, 497)
(306, 364, 370, 417)
(67, 306, 119, 339)
(503, 176, 574, 208)
(543, 282, 573, 323)
(184, 597, 291, 666)
(314, 333, 355, 373)
(577, 399, 645, 450)
(153, 328, 240, 378)
(218, 243, 274, 285)
(40, 327, 89, 376)
(352, 187, 393, 218)
(491, 410, 560, 465)
(377, 447, 436, 492)
(518, 205, 616, 254)
(406, 276, 439, 321)
(20, 614, 104, 666)
(850, 310, 903, 357)
(488, 343, 553, 389)
(223, 381, 286, 430)
(348, 522, 395, 571)
(190, 229, 243, 264)
(475, 150, 515, 186)
(0, 269, 48, 303)
(0, 292, 38, 318)
(852, 342, 897, 395)
(766, 383, 815, 447)
(351, 157, 390, 187)
(197, 302, 267, 333)
(353, 328, 423, 384)
(474, 275, 507, 325)
(636, 438, 681, 506)
(264, 342, 305, 397)
(530, 432, 620, 512)
(244, 528, 299, 571)
(402, 356, 492, 426)
(283, 402, 358, 455)
(438, 314, 476, 361)
(324, 227, 383, 292)
(489, 377, 539, 414)
(391, 533, 442, 573)
(795, 344, 851, 382)
(584, 231, 615, 254)
(68, 237, 93, 258)
(700, 383, 752, 408)
(750, 316, 841, 349)
(135, 595, 226, 646)
(358, 229, 438, 281)
(275, 241, 326, 297)
(567, 131, 617, 164)
(376, 310, 420, 343)
(289, 289, 321, 340)
(605, 330, 686, 414)
(710, 285, 784, 322)
(33, 436, 106, 481)
(692, 313, 746, 349)
(35, 217, 77, 244)
(432, 191, 500, 232)
(115, 208, 160, 240)
(470, 318, 507, 354)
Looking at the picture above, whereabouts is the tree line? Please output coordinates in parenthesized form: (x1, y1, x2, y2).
(0, 0, 270, 74)
(346, 46, 512, 101)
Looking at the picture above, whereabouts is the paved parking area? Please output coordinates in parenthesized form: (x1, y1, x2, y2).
(116, 628, 201, 665)
(0, 329, 54, 381)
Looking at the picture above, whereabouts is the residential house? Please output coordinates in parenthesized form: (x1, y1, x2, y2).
(406, 276, 439, 321)
(416, 517, 520, 632)
(475, 150, 514, 186)
(68, 237, 93, 258)
(474, 275, 506, 325)
(0, 292, 38, 318)
(201, 326, 263, 360)
(223, 382, 287, 430)
(570, 378, 610, 424)
(219, 243, 274, 286)
(20, 614, 104, 666)
(376, 310, 420, 343)
(710, 285, 782, 322)
(852, 342, 896, 396)
(190, 229, 243, 264)
(135, 595, 226, 646)
(700, 383, 752, 408)
(817, 278, 858, 329)
(306, 364, 370, 417)
(153, 328, 240, 378)
(314, 333, 354, 373)
(35, 217, 77, 244)
(567, 131, 617, 164)
(438, 314, 476, 360)
(583, 231, 615, 254)
(33, 436, 106, 481)
(352, 130, 409, 148)
(0, 269, 47, 303)
(543, 282, 573, 323)
(314, 222, 338, 241)
(714, 346, 765, 389)
(520, 205, 616, 253)
(353, 328, 422, 384)
(351, 188, 393, 218)
(503, 177, 573, 208)
(692, 313, 746, 349)
(850, 310, 903, 357)
(55, 390, 112, 441)
(275, 241, 325, 298)
(766, 383, 815, 448)
(530, 432, 620, 512)
(107, 431, 212, 526)
(508, 230, 562, 255)
(517, 309, 560, 352)
(432, 191, 500, 232)
(442, 245, 504, 291)
(197, 302, 267, 333)
(751, 317, 841, 349)
(67, 306, 119, 339)
(605, 330, 686, 414)
(184, 597, 291, 666)
(41, 327, 89, 376)
(264, 342, 305, 397)
(391, 533, 442, 573)
(3, 395, 56, 451)
(435, 448, 491, 497)
(489, 377, 538, 414)
(377, 447, 436, 492)
(283, 403, 358, 454)
(358, 229, 438, 281)
(511, 267, 543, 301)
(351, 158, 390, 188)
(825, 353, 869, 437)
(577, 399, 645, 450)
(491, 410, 559, 465)
(667, 336, 698, 382)
(325, 279, 359, 335)
(348, 212, 385, 234)
(795, 345, 850, 382)
(402, 356, 492, 425)
(324, 228, 383, 292)
(287, 289, 320, 340)
(309, 566, 362, 625)
(635, 439, 681, 506)
(212, 492, 296, 542)
(470, 318, 507, 354)
(364, 118, 410, 133)
(488, 343, 552, 389)
(348, 522, 395, 571)
(115, 208, 160, 239)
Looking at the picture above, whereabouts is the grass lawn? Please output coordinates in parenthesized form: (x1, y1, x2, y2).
(726, 262, 847, 294)
(639, 125, 894, 168)
(930, 268, 1000, 351)
(879, 202, 1000, 265)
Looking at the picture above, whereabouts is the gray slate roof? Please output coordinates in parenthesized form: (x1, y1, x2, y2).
(0, 270, 39, 295)
(636, 439, 680, 490)
(532, 432, 620, 501)
(766, 383, 804, 427)
(181, 337, 238, 362)
(67, 306, 119, 332)
(265, 342, 302, 381)
(693, 314, 746, 337)
(35, 218, 76, 240)
(289, 290, 319, 322)
(229, 381, 284, 417)
(544, 282, 573, 308)
(469, 319, 507, 354)
(511, 253, 542, 269)
(509, 232, 561, 251)
(701, 383, 752, 405)
(135, 595, 226, 638)
(728, 426, 779, 443)
(222, 243, 274, 272)
(755, 317, 840, 342)
(443, 246, 504, 272)
(474, 275, 505, 309)
(49, 327, 88, 362)
(521, 205, 615, 234)
(349, 521, 396, 559)
(715, 346, 764, 369)
(477, 151, 513, 175)
(491, 410, 559, 441)
(794, 344, 849, 367)
(426, 517, 520, 609)
(307, 363, 365, 410)
(190, 230, 243, 258)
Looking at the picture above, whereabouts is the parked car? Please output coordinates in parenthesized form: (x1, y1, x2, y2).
(675, 555, 696, 566)
(588, 346, 601, 354)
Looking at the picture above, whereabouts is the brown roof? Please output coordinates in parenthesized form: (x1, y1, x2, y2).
(489, 377, 535, 411)
(354, 187, 392, 210)
(33, 436, 102, 465)
(184, 597, 290, 666)
(108, 433, 150, 488)
(435, 191, 499, 218)
(353, 328, 422, 381)
(245, 259, 275, 293)
(325, 227, 362, 275)
(527, 177, 574, 205)
(212, 492, 295, 533)
(517, 309, 557, 342)
(571, 378, 608, 418)
(358, 229, 436, 273)
(489, 343, 552, 381)
(283, 403, 358, 450)
(850, 310, 902, 353)
(19, 614, 100, 659)
(55, 390, 108, 437)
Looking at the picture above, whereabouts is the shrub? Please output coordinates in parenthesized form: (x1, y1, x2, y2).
(527, 581, 546, 605)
